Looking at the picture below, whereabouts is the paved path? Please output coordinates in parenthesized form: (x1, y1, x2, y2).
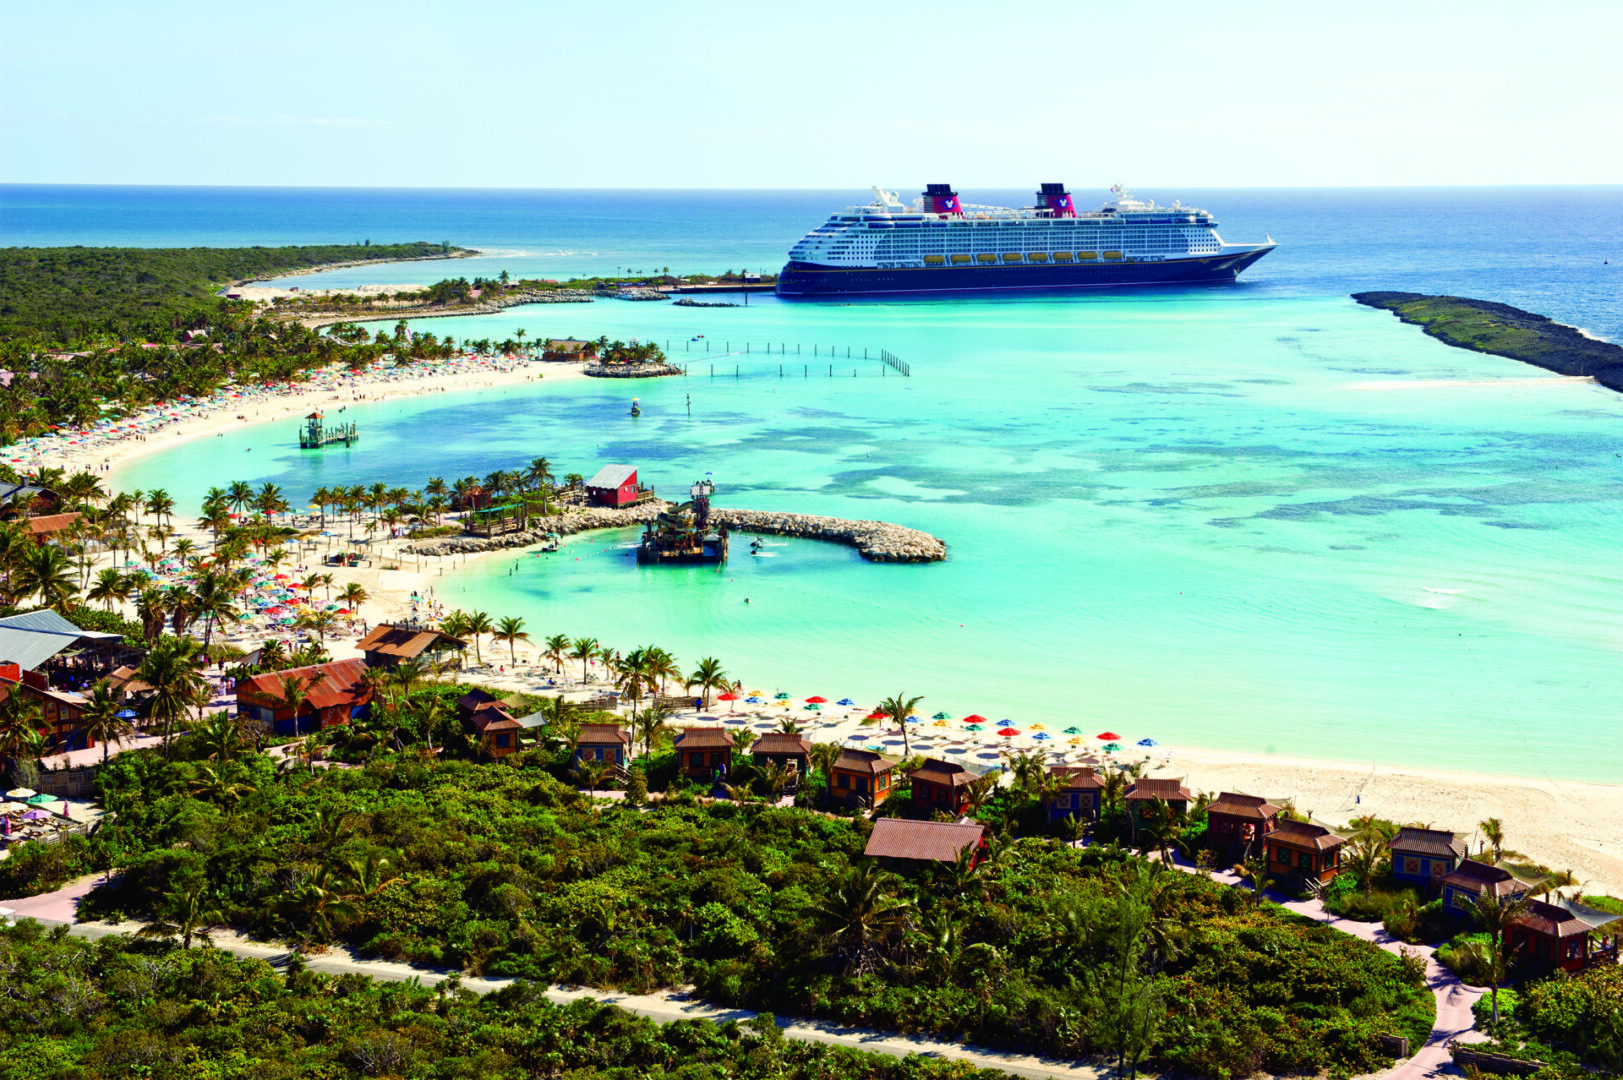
(3, 875, 1104, 1080)
(1176, 861, 1484, 1079)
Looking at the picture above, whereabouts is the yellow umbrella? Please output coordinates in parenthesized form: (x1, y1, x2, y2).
(1067, 737, 1082, 746)
(931, 719, 950, 727)
(1030, 723, 1047, 731)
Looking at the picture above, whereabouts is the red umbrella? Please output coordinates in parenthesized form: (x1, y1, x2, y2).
(998, 727, 1021, 737)
(717, 691, 741, 715)
(805, 695, 827, 703)
(1096, 732, 1121, 741)
(962, 714, 988, 724)
(865, 710, 888, 721)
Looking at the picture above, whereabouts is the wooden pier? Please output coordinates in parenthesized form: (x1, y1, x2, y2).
(299, 412, 358, 449)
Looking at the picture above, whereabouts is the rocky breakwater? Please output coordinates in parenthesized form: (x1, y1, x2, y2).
(406, 504, 665, 557)
(584, 361, 682, 378)
(714, 509, 946, 563)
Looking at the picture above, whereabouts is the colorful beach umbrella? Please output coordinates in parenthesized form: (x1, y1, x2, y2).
(805, 695, 827, 704)
(1138, 738, 1159, 747)
(837, 698, 856, 706)
(1103, 742, 1121, 752)
(1096, 732, 1121, 741)
(1029, 723, 1046, 731)
(964, 723, 983, 732)
(847, 733, 869, 741)
(24, 793, 57, 805)
(745, 696, 764, 704)
(962, 714, 988, 724)
(932, 711, 952, 720)
(774, 692, 791, 700)
(998, 727, 1020, 737)
(1033, 732, 1052, 741)
(803, 703, 822, 711)
(1062, 726, 1081, 735)
(718, 692, 741, 701)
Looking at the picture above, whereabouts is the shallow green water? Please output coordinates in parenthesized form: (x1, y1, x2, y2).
(120, 291, 1623, 781)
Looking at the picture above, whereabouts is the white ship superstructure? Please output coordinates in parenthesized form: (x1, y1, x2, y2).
(776, 183, 1275, 297)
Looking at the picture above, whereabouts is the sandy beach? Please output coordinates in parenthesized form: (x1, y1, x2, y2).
(16, 353, 1621, 898)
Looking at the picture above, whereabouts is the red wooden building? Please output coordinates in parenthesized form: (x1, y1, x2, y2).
(1507, 897, 1621, 973)
(1205, 792, 1280, 861)
(830, 749, 895, 808)
(236, 659, 372, 736)
(672, 726, 735, 780)
(1264, 820, 1347, 885)
(586, 464, 641, 508)
(864, 818, 985, 868)
(907, 758, 975, 816)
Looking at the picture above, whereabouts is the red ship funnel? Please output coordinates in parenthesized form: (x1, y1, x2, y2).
(1036, 182, 1076, 218)
(923, 183, 962, 216)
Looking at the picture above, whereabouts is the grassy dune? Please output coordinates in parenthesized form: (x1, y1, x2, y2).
(1353, 291, 1623, 392)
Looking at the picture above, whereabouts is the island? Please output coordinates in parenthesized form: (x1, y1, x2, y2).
(1353, 291, 1623, 392)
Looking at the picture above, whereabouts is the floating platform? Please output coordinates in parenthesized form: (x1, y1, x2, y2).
(299, 412, 357, 449)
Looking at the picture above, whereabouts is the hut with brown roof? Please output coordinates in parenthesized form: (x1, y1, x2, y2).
(235, 658, 372, 736)
(575, 723, 631, 767)
(1124, 777, 1191, 823)
(24, 512, 82, 545)
(864, 818, 984, 867)
(672, 726, 735, 780)
(1440, 858, 1533, 914)
(1265, 820, 1348, 885)
(1507, 897, 1621, 973)
(830, 748, 896, 809)
(907, 758, 975, 816)
(1205, 792, 1280, 860)
(542, 339, 600, 362)
(355, 623, 466, 670)
(751, 731, 811, 776)
(1387, 828, 1468, 890)
(1045, 765, 1105, 822)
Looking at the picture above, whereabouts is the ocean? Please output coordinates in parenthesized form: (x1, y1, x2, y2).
(10, 184, 1623, 782)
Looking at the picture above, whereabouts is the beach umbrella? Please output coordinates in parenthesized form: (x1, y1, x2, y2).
(1096, 731, 1121, 741)
(1033, 732, 1052, 741)
(5, 788, 35, 800)
(1030, 723, 1046, 731)
(837, 698, 856, 706)
(805, 695, 827, 704)
(773, 692, 792, 700)
(718, 692, 741, 701)
(745, 696, 764, 704)
(847, 733, 869, 741)
(1103, 742, 1121, 752)
(962, 714, 988, 724)
(1067, 737, 1082, 746)
(1062, 726, 1081, 735)
(1137, 738, 1159, 747)
(803, 703, 822, 711)
(998, 727, 1020, 737)
(115, 708, 138, 720)
(932, 711, 952, 720)
(963, 723, 983, 732)
(21, 810, 50, 822)
(931, 719, 950, 727)
(25, 793, 58, 805)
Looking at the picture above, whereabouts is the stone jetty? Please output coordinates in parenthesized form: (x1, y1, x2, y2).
(583, 361, 682, 378)
(406, 502, 945, 563)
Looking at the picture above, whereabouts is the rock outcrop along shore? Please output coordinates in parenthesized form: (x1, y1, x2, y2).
(406, 503, 946, 563)
(583, 361, 682, 378)
(1354, 292, 1623, 392)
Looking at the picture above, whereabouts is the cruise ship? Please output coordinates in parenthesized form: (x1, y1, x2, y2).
(775, 183, 1275, 298)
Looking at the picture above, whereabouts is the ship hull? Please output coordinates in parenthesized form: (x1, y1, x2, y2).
(775, 247, 1273, 298)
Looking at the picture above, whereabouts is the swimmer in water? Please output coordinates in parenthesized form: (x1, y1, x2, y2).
(744, 597, 750, 604)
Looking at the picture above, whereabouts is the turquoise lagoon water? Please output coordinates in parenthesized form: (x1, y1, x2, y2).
(119, 289, 1623, 782)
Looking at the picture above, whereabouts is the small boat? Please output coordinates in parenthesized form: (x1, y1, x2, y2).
(630, 398, 641, 417)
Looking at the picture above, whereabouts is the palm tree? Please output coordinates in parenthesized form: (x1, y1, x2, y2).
(13, 544, 79, 611)
(1235, 855, 1274, 905)
(1462, 890, 1534, 1025)
(571, 636, 600, 682)
(191, 569, 240, 657)
(464, 610, 492, 665)
(809, 742, 842, 807)
(280, 865, 360, 946)
(685, 657, 729, 710)
(812, 861, 913, 977)
(87, 567, 128, 611)
(1007, 748, 1048, 800)
(631, 700, 675, 759)
(493, 615, 530, 666)
(543, 633, 570, 673)
(573, 756, 611, 797)
(226, 480, 255, 515)
(339, 582, 368, 612)
(0, 691, 44, 769)
(874, 692, 924, 757)
(1479, 817, 1508, 863)
(137, 881, 225, 949)
(195, 711, 248, 766)
(79, 680, 135, 764)
(136, 636, 207, 757)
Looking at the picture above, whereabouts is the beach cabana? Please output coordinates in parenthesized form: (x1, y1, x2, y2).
(864, 818, 985, 868)
(751, 731, 811, 777)
(1045, 765, 1104, 822)
(355, 623, 467, 671)
(1506, 897, 1622, 973)
(907, 758, 975, 815)
(672, 726, 735, 781)
(478, 713, 523, 759)
(830, 748, 896, 809)
(1123, 777, 1191, 822)
(575, 723, 631, 767)
(1264, 820, 1347, 886)
(1439, 858, 1533, 914)
(1205, 792, 1280, 861)
(1386, 827, 1468, 891)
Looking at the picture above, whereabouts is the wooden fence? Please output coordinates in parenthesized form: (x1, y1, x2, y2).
(1448, 1040, 1546, 1075)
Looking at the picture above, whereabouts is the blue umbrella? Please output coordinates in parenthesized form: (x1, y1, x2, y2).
(745, 696, 764, 703)
(837, 698, 856, 706)
(847, 733, 869, 741)
(1032, 732, 1052, 741)
(1138, 738, 1159, 747)
(115, 709, 138, 719)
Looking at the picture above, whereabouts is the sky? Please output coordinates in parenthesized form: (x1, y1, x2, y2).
(3, 0, 1619, 188)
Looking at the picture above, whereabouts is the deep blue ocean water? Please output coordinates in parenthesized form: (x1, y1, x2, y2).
(7, 184, 1623, 781)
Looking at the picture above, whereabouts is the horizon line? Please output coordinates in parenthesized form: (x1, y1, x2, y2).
(5, 181, 1623, 192)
